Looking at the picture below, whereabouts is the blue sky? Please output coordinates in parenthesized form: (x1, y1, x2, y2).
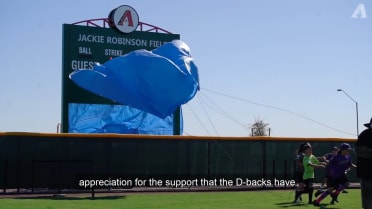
(0, 0, 371, 138)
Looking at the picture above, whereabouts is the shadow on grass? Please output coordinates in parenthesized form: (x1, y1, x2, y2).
(275, 201, 307, 208)
(275, 201, 341, 209)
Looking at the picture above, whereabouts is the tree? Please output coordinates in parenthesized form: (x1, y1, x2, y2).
(249, 116, 270, 136)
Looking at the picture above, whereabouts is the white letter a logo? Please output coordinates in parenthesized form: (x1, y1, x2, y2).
(351, 3, 367, 18)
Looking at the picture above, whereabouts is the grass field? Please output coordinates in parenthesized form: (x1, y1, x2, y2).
(0, 189, 362, 209)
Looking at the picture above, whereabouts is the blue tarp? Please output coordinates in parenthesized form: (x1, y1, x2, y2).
(68, 40, 198, 134)
(68, 103, 180, 134)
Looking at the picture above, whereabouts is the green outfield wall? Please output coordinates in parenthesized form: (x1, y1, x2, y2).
(0, 132, 357, 192)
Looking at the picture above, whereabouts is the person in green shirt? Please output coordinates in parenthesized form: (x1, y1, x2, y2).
(294, 143, 326, 204)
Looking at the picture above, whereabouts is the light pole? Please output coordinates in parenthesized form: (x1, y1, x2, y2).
(337, 89, 359, 136)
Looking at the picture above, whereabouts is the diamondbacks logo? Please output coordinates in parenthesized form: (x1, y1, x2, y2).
(351, 3, 367, 19)
(109, 5, 139, 33)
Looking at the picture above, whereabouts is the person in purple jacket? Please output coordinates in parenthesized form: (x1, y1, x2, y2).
(322, 146, 339, 188)
(313, 143, 356, 206)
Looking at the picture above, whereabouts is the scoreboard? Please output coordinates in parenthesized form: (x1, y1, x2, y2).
(61, 23, 180, 133)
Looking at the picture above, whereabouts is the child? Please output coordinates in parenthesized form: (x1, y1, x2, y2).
(315, 146, 339, 196)
(313, 143, 356, 206)
(294, 143, 326, 204)
(293, 142, 307, 203)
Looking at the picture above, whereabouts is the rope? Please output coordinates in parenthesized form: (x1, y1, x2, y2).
(201, 88, 355, 136)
